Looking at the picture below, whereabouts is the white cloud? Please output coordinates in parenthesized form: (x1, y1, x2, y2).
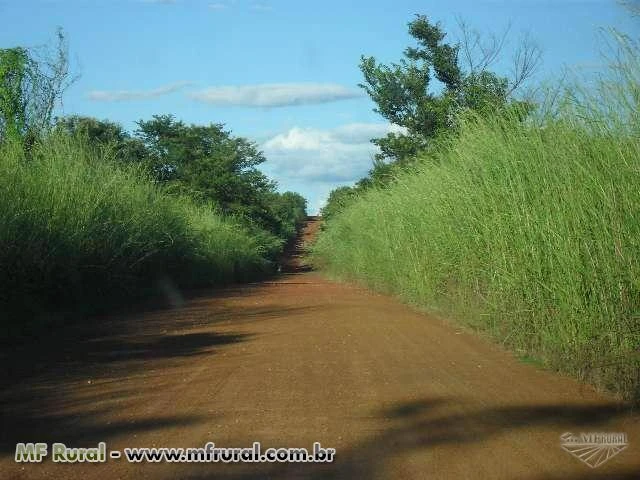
(259, 123, 406, 214)
(188, 83, 361, 108)
(260, 123, 406, 184)
(209, 2, 227, 10)
(86, 81, 192, 102)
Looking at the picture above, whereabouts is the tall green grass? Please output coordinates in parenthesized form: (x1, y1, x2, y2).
(1, 133, 276, 334)
(314, 33, 640, 402)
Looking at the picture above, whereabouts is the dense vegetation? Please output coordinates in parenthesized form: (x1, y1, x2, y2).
(320, 16, 540, 222)
(0, 32, 306, 336)
(55, 114, 307, 241)
(315, 19, 639, 401)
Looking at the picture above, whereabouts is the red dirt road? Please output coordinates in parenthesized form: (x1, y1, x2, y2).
(1, 218, 638, 479)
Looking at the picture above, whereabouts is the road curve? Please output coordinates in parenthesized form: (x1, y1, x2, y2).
(1, 218, 638, 479)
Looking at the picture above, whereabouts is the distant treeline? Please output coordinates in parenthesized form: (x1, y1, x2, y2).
(54, 114, 308, 242)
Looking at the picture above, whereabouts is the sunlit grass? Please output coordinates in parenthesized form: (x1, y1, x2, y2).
(314, 32, 640, 402)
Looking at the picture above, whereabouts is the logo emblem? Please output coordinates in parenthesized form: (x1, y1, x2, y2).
(560, 432, 628, 468)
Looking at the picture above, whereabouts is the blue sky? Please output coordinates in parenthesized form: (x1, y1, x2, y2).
(0, 0, 637, 212)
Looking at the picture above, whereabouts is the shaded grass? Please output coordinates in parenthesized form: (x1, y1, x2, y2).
(313, 34, 640, 402)
(0, 133, 276, 336)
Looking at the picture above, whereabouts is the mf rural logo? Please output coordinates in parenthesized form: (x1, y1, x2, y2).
(560, 432, 628, 468)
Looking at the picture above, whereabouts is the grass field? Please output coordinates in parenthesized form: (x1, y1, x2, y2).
(0, 133, 279, 336)
(314, 34, 640, 402)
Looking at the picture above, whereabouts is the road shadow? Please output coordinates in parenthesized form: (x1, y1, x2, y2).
(0, 297, 319, 455)
(178, 397, 635, 480)
(0, 219, 324, 456)
(0, 298, 322, 390)
(0, 325, 242, 453)
(1, 411, 207, 454)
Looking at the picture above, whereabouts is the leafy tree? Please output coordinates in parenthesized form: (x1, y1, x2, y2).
(134, 115, 272, 210)
(56, 115, 128, 145)
(134, 115, 307, 238)
(266, 191, 308, 238)
(55, 115, 148, 163)
(321, 186, 359, 222)
(56, 114, 308, 241)
(0, 48, 28, 139)
(359, 15, 540, 165)
(323, 15, 541, 220)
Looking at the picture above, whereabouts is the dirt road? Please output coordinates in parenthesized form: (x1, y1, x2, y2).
(1, 218, 638, 479)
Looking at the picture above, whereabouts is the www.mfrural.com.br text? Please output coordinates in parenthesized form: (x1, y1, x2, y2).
(15, 441, 336, 464)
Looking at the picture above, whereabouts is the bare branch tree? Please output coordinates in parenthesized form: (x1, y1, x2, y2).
(27, 27, 80, 133)
(455, 16, 511, 73)
(455, 17, 543, 97)
(507, 32, 543, 95)
(0, 27, 79, 141)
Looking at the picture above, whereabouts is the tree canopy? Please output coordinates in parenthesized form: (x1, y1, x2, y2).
(359, 15, 539, 167)
(55, 114, 307, 241)
(322, 15, 541, 217)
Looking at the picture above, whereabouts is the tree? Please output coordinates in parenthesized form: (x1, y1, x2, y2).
(134, 115, 308, 237)
(134, 115, 273, 210)
(56, 115, 129, 145)
(53, 113, 308, 240)
(321, 186, 359, 222)
(322, 15, 542, 220)
(0, 48, 28, 139)
(455, 18, 541, 97)
(55, 115, 149, 163)
(359, 15, 541, 165)
(266, 191, 308, 238)
(0, 28, 76, 143)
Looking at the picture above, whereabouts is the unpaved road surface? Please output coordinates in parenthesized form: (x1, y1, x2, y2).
(1, 219, 638, 479)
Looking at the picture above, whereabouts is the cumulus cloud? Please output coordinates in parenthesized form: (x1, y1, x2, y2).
(188, 83, 361, 108)
(259, 123, 407, 213)
(260, 123, 406, 183)
(86, 81, 192, 102)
